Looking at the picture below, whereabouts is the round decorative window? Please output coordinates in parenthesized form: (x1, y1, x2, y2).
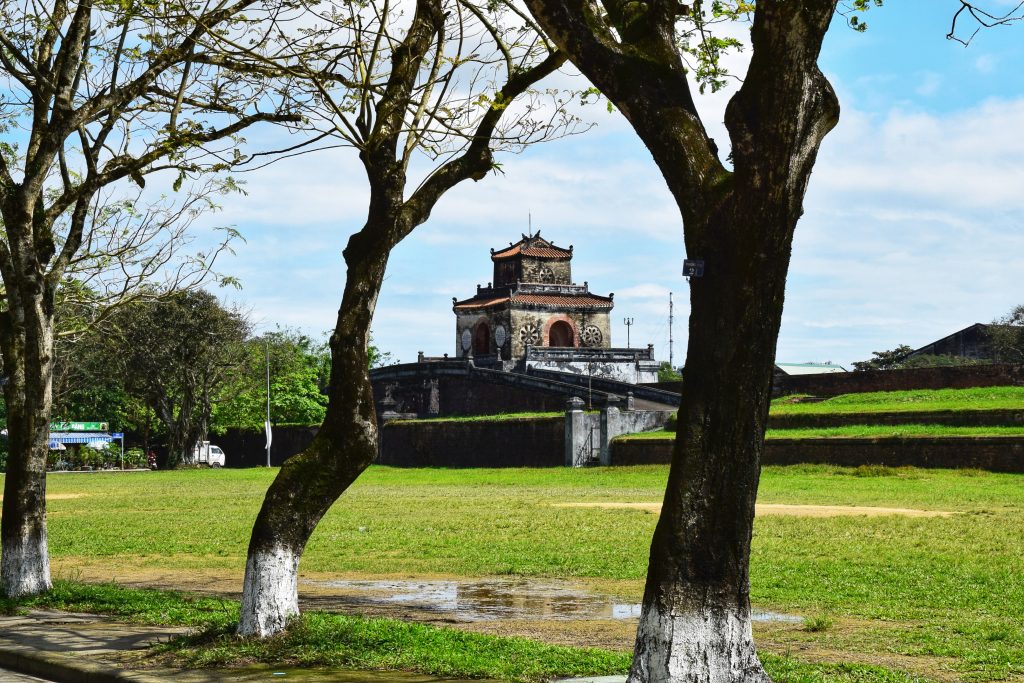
(537, 266, 554, 282)
(580, 325, 603, 347)
(519, 323, 541, 346)
(461, 328, 472, 351)
(494, 324, 507, 348)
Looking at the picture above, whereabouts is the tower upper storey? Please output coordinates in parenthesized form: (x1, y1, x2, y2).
(490, 232, 573, 287)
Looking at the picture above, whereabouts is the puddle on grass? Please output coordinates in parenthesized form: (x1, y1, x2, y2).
(301, 578, 802, 624)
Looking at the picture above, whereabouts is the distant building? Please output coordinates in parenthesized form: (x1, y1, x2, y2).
(774, 362, 848, 376)
(453, 232, 613, 360)
(450, 231, 656, 383)
(907, 323, 996, 362)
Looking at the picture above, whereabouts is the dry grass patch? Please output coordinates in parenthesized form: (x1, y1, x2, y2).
(551, 502, 954, 518)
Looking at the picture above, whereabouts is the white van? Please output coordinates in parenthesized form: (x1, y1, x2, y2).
(191, 441, 226, 468)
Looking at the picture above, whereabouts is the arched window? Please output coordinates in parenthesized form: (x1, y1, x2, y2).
(548, 320, 574, 347)
(473, 321, 491, 355)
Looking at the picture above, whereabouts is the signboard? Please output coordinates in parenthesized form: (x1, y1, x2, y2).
(50, 421, 108, 432)
(111, 432, 124, 439)
(682, 259, 705, 278)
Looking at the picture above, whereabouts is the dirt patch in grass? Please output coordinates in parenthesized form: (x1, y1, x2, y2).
(51, 561, 967, 682)
(551, 502, 954, 517)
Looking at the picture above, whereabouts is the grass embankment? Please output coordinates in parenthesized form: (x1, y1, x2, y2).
(770, 386, 1024, 415)
(619, 424, 1024, 439)
(11, 466, 1024, 681)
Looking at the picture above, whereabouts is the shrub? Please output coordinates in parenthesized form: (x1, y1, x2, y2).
(122, 448, 147, 469)
(803, 614, 834, 632)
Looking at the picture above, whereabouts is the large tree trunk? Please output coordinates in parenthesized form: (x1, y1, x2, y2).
(517, 0, 840, 679)
(627, 204, 794, 683)
(159, 393, 199, 468)
(238, 228, 389, 637)
(0, 278, 57, 597)
(627, 5, 840, 679)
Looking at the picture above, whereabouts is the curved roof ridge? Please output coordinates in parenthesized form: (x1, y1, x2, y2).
(491, 232, 573, 260)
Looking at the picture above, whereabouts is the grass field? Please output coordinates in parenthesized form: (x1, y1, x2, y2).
(618, 425, 1024, 439)
(770, 386, 1024, 415)
(5, 465, 1024, 681)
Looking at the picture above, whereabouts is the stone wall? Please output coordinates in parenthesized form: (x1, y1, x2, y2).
(373, 371, 569, 418)
(379, 416, 565, 467)
(611, 436, 1024, 472)
(454, 309, 513, 359)
(774, 363, 1024, 397)
(215, 424, 319, 468)
(508, 309, 611, 358)
(526, 354, 658, 384)
(519, 256, 572, 284)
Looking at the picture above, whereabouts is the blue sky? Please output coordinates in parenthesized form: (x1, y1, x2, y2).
(211, 0, 1024, 368)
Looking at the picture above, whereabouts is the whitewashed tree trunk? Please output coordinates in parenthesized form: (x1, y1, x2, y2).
(628, 603, 769, 683)
(238, 545, 301, 636)
(1, 273, 57, 597)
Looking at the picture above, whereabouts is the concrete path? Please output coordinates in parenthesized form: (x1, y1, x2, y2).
(0, 667, 57, 682)
(0, 609, 505, 682)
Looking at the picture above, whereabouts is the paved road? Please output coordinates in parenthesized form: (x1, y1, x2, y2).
(0, 667, 53, 682)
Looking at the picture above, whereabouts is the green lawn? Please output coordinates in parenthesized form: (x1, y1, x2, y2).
(770, 386, 1024, 414)
(618, 425, 1024, 439)
(7, 465, 1024, 681)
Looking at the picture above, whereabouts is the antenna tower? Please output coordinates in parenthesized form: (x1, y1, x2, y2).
(668, 292, 674, 370)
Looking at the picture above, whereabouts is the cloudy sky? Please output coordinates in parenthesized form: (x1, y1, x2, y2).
(212, 1, 1024, 369)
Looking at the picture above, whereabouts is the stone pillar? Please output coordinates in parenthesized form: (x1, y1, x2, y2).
(599, 404, 620, 466)
(565, 397, 587, 467)
(626, 391, 635, 411)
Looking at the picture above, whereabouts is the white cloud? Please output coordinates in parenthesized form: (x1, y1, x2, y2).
(211, 44, 1024, 371)
(975, 54, 998, 73)
(915, 71, 943, 96)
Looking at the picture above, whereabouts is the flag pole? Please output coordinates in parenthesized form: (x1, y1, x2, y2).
(265, 339, 272, 467)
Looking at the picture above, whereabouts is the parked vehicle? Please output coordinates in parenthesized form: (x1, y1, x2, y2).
(190, 441, 226, 468)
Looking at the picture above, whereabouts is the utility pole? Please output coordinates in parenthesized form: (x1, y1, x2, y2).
(623, 317, 634, 348)
(668, 292, 674, 371)
(265, 340, 272, 468)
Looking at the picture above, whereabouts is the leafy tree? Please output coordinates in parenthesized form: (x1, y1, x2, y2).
(367, 337, 394, 370)
(107, 291, 250, 467)
(0, 0, 297, 597)
(519, 0, 855, 678)
(656, 361, 682, 383)
(989, 305, 1024, 363)
(901, 354, 985, 369)
(213, 330, 329, 429)
(232, 0, 579, 636)
(853, 344, 990, 371)
(851, 345, 914, 371)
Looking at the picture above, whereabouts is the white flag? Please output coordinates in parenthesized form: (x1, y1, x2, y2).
(265, 420, 273, 449)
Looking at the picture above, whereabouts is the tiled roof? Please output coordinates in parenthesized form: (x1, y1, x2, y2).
(512, 293, 612, 308)
(453, 292, 613, 311)
(453, 296, 510, 310)
(492, 234, 572, 260)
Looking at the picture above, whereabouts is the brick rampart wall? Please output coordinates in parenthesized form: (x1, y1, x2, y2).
(611, 436, 1024, 472)
(216, 425, 319, 468)
(379, 417, 565, 467)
